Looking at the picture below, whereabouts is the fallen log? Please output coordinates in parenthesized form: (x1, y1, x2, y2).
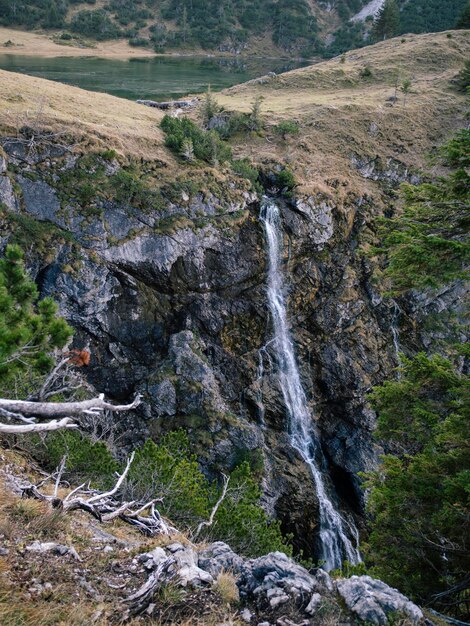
(17, 452, 177, 537)
(136, 98, 198, 110)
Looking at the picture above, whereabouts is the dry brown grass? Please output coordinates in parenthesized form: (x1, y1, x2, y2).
(215, 30, 470, 193)
(214, 571, 240, 605)
(0, 26, 156, 59)
(0, 68, 170, 160)
(0, 30, 468, 179)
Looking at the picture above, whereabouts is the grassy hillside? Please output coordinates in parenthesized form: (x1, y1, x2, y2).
(0, 30, 468, 182)
(214, 30, 470, 195)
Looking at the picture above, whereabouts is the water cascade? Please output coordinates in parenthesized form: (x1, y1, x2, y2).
(390, 301, 403, 378)
(260, 200, 361, 571)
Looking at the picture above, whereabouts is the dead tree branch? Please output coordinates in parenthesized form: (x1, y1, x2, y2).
(0, 394, 141, 419)
(121, 556, 176, 620)
(0, 394, 141, 434)
(193, 473, 230, 540)
(17, 453, 176, 538)
(0, 418, 79, 434)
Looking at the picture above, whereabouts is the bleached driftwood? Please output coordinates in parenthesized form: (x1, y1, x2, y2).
(19, 452, 177, 538)
(122, 556, 176, 619)
(0, 394, 141, 434)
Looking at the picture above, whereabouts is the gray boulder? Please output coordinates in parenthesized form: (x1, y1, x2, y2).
(336, 575, 424, 625)
(198, 541, 245, 577)
(136, 543, 213, 588)
(0, 173, 17, 212)
(238, 552, 320, 609)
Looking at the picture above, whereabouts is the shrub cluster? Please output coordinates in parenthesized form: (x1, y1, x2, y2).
(160, 116, 232, 166)
(365, 354, 469, 618)
(38, 428, 292, 558)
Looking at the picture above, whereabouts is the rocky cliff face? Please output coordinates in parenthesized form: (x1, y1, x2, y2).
(0, 133, 458, 559)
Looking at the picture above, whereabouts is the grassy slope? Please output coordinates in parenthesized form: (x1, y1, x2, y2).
(216, 30, 470, 196)
(0, 31, 468, 185)
(0, 68, 167, 161)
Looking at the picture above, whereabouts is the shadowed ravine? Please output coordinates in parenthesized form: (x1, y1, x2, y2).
(260, 200, 361, 570)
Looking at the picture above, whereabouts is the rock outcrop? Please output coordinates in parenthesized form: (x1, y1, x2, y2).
(336, 576, 424, 625)
(136, 543, 425, 625)
(0, 133, 464, 562)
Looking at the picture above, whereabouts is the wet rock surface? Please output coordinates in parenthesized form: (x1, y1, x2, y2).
(0, 140, 462, 562)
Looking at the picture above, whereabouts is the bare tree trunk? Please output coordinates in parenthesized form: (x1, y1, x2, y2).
(0, 394, 141, 418)
(0, 418, 78, 434)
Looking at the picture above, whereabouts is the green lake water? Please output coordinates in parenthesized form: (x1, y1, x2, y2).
(0, 54, 309, 101)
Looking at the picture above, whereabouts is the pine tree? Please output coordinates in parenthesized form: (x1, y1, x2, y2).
(0, 244, 72, 388)
(181, 5, 189, 45)
(372, 0, 400, 41)
(180, 137, 194, 162)
(456, 0, 470, 28)
(365, 354, 470, 616)
(401, 78, 411, 107)
(249, 95, 264, 132)
(200, 86, 220, 129)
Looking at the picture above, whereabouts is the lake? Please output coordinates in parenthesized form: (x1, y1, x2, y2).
(0, 54, 309, 101)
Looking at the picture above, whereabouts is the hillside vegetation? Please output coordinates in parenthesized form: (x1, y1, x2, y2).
(0, 30, 468, 192)
(0, 0, 467, 58)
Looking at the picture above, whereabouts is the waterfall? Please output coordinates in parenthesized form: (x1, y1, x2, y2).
(390, 300, 402, 378)
(256, 339, 275, 424)
(260, 200, 361, 571)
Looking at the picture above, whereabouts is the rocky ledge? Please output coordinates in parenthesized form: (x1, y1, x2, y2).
(132, 541, 424, 625)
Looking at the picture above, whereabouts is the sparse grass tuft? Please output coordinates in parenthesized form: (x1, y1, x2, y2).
(214, 570, 240, 605)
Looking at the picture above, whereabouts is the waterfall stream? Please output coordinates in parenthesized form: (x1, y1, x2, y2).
(260, 200, 361, 571)
(390, 301, 403, 379)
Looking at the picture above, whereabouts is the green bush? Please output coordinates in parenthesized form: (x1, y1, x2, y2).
(127, 432, 210, 530)
(359, 65, 373, 78)
(232, 159, 263, 193)
(110, 169, 149, 205)
(128, 37, 149, 47)
(364, 353, 470, 617)
(276, 168, 297, 192)
(211, 462, 293, 557)
(160, 115, 232, 165)
(274, 120, 300, 140)
(126, 430, 292, 557)
(42, 431, 120, 488)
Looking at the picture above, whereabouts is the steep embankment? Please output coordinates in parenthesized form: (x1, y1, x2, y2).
(0, 31, 468, 558)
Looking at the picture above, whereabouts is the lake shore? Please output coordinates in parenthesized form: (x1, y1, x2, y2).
(0, 27, 157, 59)
(0, 27, 307, 62)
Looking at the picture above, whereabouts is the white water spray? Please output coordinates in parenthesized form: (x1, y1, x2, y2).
(260, 200, 361, 571)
